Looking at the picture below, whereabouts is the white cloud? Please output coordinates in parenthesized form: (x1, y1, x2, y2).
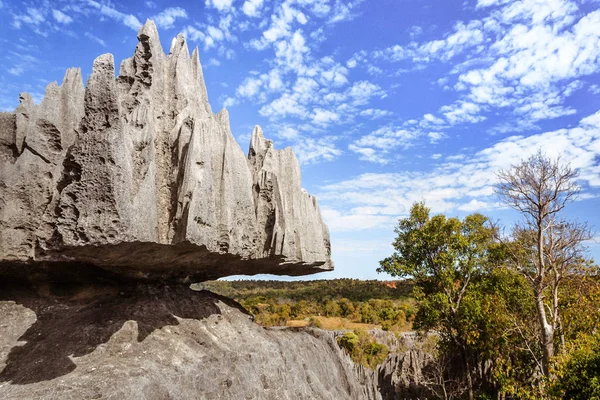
(359, 109, 392, 119)
(329, 0, 364, 24)
(428, 132, 448, 143)
(152, 7, 187, 29)
(348, 81, 385, 105)
(6, 54, 38, 76)
(348, 145, 388, 164)
(13, 7, 45, 29)
(349, 126, 421, 163)
(87, 1, 141, 31)
(277, 126, 299, 140)
(242, 0, 264, 17)
(588, 84, 600, 95)
(409, 25, 423, 38)
(440, 101, 486, 125)
(423, 113, 445, 125)
(182, 15, 235, 50)
(266, 69, 283, 91)
(207, 25, 224, 41)
(332, 238, 392, 254)
(223, 97, 237, 107)
(254, 2, 308, 48)
(182, 25, 206, 42)
(293, 136, 343, 164)
(476, 0, 511, 7)
(319, 61, 348, 87)
(85, 32, 107, 47)
(237, 77, 263, 98)
(313, 108, 339, 125)
(374, 20, 486, 64)
(297, 0, 331, 18)
(206, 58, 221, 67)
(320, 109, 600, 230)
(321, 208, 395, 232)
(273, 30, 308, 72)
(52, 9, 73, 24)
(370, 0, 600, 130)
(205, 0, 234, 12)
(260, 92, 309, 119)
(8, 66, 24, 76)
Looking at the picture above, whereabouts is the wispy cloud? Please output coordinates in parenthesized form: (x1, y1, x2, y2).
(321, 109, 600, 231)
(368, 0, 600, 145)
(205, 0, 234, 13)
(84, 32, 107, 47)
(87, 0, 141, 31)
(12, 7, 45, 29)
(52, 9, 73, 24)
(152, 7, 187, 29)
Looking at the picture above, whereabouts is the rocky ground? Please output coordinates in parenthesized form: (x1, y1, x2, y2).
(0, 282, 381, 400)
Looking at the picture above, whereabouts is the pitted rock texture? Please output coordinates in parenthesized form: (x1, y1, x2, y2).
(0, 20, 332, 282)
(0, 284, 379, 400)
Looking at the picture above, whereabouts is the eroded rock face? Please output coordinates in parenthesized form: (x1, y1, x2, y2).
(0, 20, 332, 283)
(0, 284, 378, 400)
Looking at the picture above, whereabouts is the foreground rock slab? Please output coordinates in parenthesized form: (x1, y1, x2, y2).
(0, 20, 332, 283)
(0, 284, 378, 400)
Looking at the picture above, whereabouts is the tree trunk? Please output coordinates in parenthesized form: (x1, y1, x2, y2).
(463, 350, 474, 400)
(536, 217, 554, 376)
(552, 276, 566, 353)
(558, 314, 566, 352)
(535, 289, 554, 376)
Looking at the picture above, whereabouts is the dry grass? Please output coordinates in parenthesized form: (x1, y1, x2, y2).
(286, 317, 379, 331)
(286, 320, 310, 327)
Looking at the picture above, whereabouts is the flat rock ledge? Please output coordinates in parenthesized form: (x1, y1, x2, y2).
(0, 20, 332, 283)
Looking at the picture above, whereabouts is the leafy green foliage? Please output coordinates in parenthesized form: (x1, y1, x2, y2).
(551, 334, 600, 400)
(337, 330, 390, 369)
(379, 202, 501, 399)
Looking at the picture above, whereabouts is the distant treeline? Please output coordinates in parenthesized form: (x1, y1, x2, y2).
(194, 279, 417, 330)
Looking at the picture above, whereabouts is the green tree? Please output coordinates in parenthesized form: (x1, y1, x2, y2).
(379, 202, 498, 400)
(324, 300, 341, 317)
(338, 298, 355, 318)
(337, 330, 389, 369)
(551, 333, 600, 399)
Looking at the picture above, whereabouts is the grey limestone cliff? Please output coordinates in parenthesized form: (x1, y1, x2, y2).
(0, 20, 332, 283)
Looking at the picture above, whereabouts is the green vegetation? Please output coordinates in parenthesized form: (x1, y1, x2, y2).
(551, 333, 600, 400)
(195, 279, 417, 332)
(337, 330, 390, 369)
(196, 153, 599, 398)
(379, 202, 500, 399)
(378, 152, 600, 399)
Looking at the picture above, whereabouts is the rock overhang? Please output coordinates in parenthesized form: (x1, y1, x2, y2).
(0, 19, 333, 283)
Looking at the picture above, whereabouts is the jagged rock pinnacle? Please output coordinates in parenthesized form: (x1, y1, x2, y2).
(0, 20, 332, 283)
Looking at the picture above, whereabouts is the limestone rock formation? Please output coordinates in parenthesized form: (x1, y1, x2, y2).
(375, 332, 437, 400)
(0, 20, 332, 283)
(0, 283, 379, 400)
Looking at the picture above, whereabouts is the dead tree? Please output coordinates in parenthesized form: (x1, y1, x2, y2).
(495, 150, 590, 377)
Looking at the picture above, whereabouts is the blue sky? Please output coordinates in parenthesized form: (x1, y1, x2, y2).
(1, 0, 599, 279)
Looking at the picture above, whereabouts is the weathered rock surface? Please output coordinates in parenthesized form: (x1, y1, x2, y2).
(0, 20, 331, 283)
(375, 332, 437, 400)
(0, 284, 379, 400)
